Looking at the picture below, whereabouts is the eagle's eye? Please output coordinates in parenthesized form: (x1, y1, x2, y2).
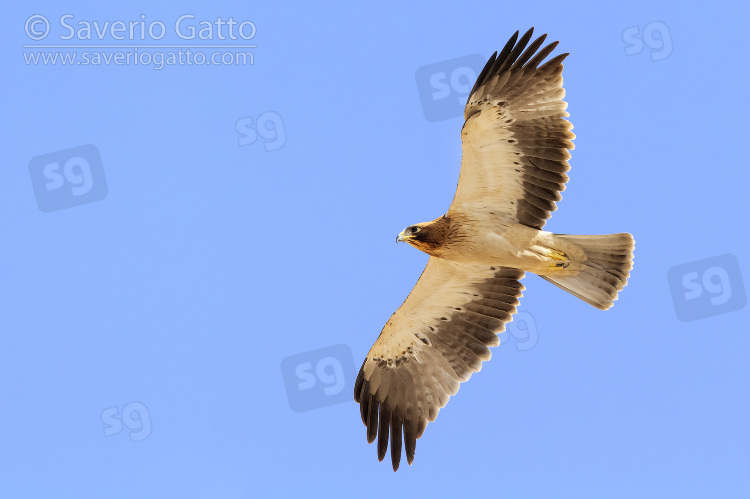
(410, 226, 419, 234)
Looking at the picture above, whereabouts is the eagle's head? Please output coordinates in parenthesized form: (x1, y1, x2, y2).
(396, 217, 451, 256)
(396, 224, 425, 243)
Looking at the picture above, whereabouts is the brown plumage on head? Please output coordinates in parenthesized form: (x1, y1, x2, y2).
(397, 216, 453, 257)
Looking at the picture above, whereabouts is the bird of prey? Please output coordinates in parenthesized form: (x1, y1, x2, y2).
(354, 28, 635, 471)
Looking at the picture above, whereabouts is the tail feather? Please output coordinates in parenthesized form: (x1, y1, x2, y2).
(541, 233, 634, 310)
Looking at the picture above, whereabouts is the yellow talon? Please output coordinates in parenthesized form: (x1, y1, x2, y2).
(547, 249, 570, 269)
(547, 249, 566, 260)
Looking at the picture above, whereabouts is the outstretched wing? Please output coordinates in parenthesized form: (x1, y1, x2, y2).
(448, 28, 575, 230)
(354, 258, 524, 470)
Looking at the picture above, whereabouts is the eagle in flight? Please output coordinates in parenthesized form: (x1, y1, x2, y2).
(354, 28, 635, 471)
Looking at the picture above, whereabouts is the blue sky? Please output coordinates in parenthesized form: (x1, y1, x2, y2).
(2, 1, 749, 497)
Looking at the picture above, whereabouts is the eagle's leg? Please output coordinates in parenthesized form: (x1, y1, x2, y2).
(546, 249, 570, 269)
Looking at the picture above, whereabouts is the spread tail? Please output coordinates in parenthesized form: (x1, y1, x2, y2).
(540, 233, 634, 310)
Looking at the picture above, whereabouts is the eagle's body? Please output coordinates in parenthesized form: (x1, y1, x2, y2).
(355, 28, 635, 471)
(409, 215, 585, 276)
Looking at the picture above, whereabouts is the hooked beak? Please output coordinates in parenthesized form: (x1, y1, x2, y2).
(396, 230, 411, 243)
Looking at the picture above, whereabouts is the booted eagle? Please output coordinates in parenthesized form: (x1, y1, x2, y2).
(354, 28, 635, 471)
